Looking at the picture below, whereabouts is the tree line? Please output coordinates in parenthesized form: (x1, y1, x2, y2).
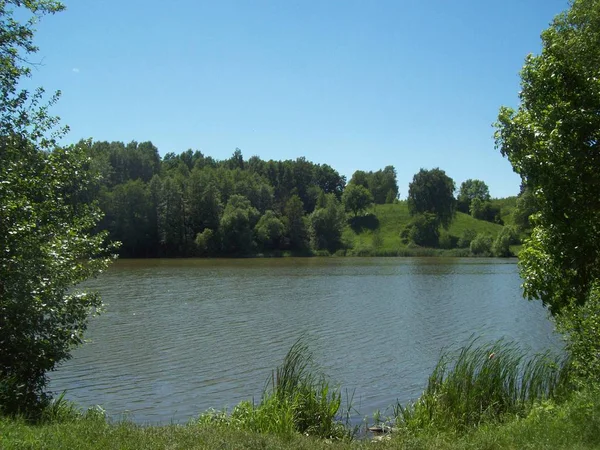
(86, 142, 400, 256)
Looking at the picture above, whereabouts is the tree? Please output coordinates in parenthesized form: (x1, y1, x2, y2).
(342, 184, 373, 217)
(512, 187, 538, 232)
(254, 210, 285, 250)
(470, 234, 493, 256)
(457, 179, 491, 213)
(494, 0, 600, 314)
(220, 195, 259, 254)
(407, 168, 456, 229)
(283, 195, 309, 251)
(309, 194, 345, 252)
(407, 213, 440, 247)
(0, 1, 116, 416)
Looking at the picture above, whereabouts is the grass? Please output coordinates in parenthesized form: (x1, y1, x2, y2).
(2, 387, 600, 449)
(394, 340, 570, 433)
(342, 202, 504, 256)
(3, 339, 596, 449)
(196, 338, 350, 440)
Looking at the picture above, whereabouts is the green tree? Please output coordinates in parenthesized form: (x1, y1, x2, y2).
(470, 234, 493, 256)
(103, 179, 154, 257)
(494, 0, 600, 314)
(283, 195, 309, 251)
(0, 1, 114, 416)
(407, 213, 440, 247)
(220, 195, 259, 254)
(255, 210, 285, 250)
(342, 184, 373, 217)
(309, 194, 345, 252)
(407, 168, 456, 229)
(512, 187, 538, 232)
(457, 179, 491, 213)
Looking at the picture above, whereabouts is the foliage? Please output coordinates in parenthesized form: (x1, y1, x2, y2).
(457, 229, 477, 248)
(512, 187, 538, 232)
(457, 179, 490, 213)
(283, 195, 309, 251)
(557, 284, 600, 383)
(438, 231, 457, 250)
(0, 1, 115, 418)
(194, 228, 218, 256)
(254, 210, 285, 250)
(394, 340, 569, 433)
(197, 339, 349, 440)
(469, 233, 492, 256)
(407, 168, 456, 229)
(492, 225, 519, 257)
(349, 166, 399, 204)
(342, 184, 373, 217)
(220, 195, 260, 254)
(309, 194, 345, 252)
(494, 0, 600, 314)
(406, 213, 440, 247)
(4, 387, 600, 449)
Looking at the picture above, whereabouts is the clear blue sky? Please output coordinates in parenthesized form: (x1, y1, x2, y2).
(30, 0, 569, 198)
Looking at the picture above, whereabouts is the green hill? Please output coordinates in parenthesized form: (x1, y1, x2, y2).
(341, 202, 505, 256)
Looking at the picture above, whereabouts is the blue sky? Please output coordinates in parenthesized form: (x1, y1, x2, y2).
(30, 0, 569, 198)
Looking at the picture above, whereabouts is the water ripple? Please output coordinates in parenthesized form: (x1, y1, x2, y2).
(49, 258, 560, 424)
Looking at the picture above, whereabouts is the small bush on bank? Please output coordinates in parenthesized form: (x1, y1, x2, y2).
(470, 233, 493, 255)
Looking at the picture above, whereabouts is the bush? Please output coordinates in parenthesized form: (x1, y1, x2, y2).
(438, 231, 457, 249)
(557, 285, 600, 384)
(457, 229, 477, 248)
(195, 228, 218, 256)
(470, 233, 492, 256)
(407, 213, 440, 247)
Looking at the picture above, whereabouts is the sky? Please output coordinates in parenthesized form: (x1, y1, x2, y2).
(28, 0, 569, 198)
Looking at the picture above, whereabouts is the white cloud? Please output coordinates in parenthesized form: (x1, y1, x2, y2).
(72, 68, 80, 73)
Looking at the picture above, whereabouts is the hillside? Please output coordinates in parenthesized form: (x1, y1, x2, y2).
(342, 202, 505, 256)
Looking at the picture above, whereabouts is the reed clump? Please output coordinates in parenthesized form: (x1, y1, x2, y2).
(394, 340, 570, 433)
(197, 338, 349, 440)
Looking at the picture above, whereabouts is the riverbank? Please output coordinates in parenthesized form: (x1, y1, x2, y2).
(1, 386, 599, 449)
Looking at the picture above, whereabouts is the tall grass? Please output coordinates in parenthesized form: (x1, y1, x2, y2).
(197, 338, 350, 440)
(395, 340, 570, 432)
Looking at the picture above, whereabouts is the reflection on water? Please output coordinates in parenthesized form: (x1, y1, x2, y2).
(50, 257, 560, 424)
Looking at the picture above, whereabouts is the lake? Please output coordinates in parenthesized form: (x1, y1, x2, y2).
(49, 257, 561, 425)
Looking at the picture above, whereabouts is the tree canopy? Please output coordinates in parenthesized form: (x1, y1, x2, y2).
(407, 168, 456, 229)
(457, 179, 491, 214)
(0, 1, 115, 416)
(495, 0, 600, 315)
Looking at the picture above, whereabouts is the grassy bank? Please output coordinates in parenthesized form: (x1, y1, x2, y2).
(2, 339, 592, 450)
(1, 387, 599, 449)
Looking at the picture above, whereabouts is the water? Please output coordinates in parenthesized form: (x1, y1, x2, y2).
(49, 257, 561, 424)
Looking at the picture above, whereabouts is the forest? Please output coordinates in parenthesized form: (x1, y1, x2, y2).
(86, 141, 527, 258)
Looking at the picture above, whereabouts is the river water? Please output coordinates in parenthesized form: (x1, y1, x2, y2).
(49, 257, 561, 424)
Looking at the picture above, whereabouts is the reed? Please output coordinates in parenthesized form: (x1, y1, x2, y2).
(197, 338, 349, 440)
(394, 340, 570, 432)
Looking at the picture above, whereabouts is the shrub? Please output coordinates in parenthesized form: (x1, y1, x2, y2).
(457, 229, 477, 248)
(470, 233, 492, 256)
(408, 213, 440, 247)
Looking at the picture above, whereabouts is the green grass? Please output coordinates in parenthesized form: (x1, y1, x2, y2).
(394, 340, 570, 433)
(343, 202, 504, 256)
(1, 339, 597, 450)
(196, 338, 350, 440)
(2, 387, 600, 449)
